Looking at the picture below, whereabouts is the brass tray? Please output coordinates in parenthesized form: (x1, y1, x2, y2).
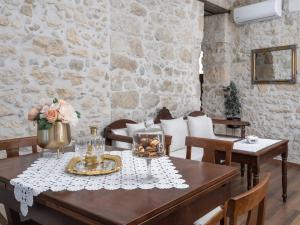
(66, 154, 122, 176)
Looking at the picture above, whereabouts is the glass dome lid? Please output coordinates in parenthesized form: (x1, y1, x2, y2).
(132, 126, 165, 158)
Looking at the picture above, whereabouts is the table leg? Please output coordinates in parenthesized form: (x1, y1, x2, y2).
(247, 164, 252, 190)
(282, 152, 287, 202)
(253, 166, 260, 186)
(241, 163, 245, 177)
(5, 207, 21, 225)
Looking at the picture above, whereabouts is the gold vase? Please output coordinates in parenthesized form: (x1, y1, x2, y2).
(37, 121, 71, 157)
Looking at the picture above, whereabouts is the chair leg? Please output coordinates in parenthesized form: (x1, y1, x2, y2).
(5, 207, 21, 225)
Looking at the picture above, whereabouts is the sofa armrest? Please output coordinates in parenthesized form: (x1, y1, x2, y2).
(106, 133, 133, 144)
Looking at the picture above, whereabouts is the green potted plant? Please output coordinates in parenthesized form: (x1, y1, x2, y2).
(224, 81, 241, 128)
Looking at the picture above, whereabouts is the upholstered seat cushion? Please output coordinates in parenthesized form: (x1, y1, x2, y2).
(194, 206, 223, 225)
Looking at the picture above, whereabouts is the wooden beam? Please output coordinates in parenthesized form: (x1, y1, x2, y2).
(198, 0, 231, 16)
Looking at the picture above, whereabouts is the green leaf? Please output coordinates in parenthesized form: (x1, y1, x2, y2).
(224, 81, 241, 117)
(75, 111, 81, 119)
(38, 118, 53, 130)
(37, 113, 42, 120)
(53, 98, 58, 103)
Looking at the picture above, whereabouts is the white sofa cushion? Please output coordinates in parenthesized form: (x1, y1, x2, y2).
(126, 122, 145, 137)
(188, 116, 216, 138)
(187, 115, 217, 161)
(161, 117, 188, 151)
(111, 128, 131, 149)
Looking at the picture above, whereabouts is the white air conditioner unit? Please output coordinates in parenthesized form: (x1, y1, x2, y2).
(289, 0, 300, 12)
(234, 0, 282, 25)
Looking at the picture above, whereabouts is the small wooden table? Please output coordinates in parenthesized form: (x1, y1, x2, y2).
(0, 148, 238, 225)
(231, 139, 288, 202)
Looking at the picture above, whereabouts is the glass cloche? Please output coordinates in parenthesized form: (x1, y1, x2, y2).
(132, 127, 165, 158)
(132, 123, 165, 182)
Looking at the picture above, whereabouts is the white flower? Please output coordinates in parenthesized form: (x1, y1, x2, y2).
(40, 105, 49, 114)
(38, 98, 52, 110)
(58, 102, 78, 126)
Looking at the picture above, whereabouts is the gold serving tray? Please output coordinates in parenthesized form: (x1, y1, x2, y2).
(66, 154, 122, 176)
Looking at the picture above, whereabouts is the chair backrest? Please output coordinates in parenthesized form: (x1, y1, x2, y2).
(188, 111, 205, 117)
(164, 135, 172, 156)
(0, 136, 38, 158)
(154, 107, 174, 124)
(227, 173, 271, 225)
(185, 137, 233, 166)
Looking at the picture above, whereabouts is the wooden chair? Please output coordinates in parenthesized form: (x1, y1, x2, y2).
(0, 136, 39, 225)
(185, 136, 233, 166)
(0, 136, 38, 158)
(188, 111, 251, 177)
(227, 173, 271, 225)
(186, 137, 234, 225)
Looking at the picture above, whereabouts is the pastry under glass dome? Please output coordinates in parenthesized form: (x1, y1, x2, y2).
(132, 125, 166, 182)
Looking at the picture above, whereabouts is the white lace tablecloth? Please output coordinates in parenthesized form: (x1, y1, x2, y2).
(10, 151, 189, 216)
(234, 138, 281, 152)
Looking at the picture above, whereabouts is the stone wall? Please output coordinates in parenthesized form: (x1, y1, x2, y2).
(203, 0, 300, 163)
(0, 0, 111, 138)
(0, 0, 203, 139)
(110, 0, 203, 121)
(202, 13, 232, 117)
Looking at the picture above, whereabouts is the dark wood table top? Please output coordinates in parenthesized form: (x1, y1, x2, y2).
(0, 147, 238, 225)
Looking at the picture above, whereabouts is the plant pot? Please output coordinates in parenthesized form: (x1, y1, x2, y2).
(37, 122, 71, 157)
(226, 116, 241, 129)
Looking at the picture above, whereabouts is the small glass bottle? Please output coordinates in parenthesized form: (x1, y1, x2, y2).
(84, 126, 99, 166)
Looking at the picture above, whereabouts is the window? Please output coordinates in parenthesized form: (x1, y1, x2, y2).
(199, 51, 203, 74)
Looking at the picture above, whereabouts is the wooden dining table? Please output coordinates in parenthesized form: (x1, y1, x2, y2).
(0, 146, 238, 225)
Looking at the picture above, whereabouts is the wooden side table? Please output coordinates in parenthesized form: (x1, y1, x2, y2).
(232, 139, 288, 202)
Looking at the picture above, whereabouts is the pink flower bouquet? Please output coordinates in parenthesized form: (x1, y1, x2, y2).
(28, 98, 80, 130)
